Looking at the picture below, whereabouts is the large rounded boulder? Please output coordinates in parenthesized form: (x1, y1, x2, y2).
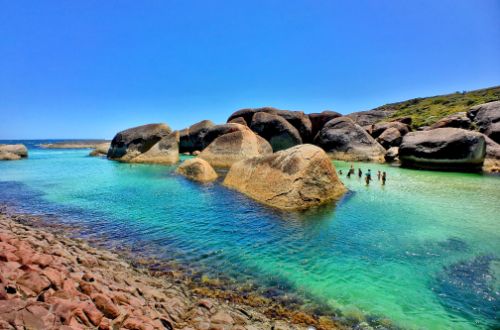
(468, 101, 500, 143)
(199, 128, 272, 168)
(314, 117, 386, 162)
(483, 135, 500, 173)
(227, 107, 313, 142)
(179, 120, 215, 153)
(399, 128, 486, 172)
(0, 144, 28, 160)
(176, 158, 218, 182)
(376, 127, 402, 149)
(250, 112, 302, 151)
(223, 144, 346, 210)
(308, 110, 342, 139)
(200, 123, 249, 149)
(371, 121, 410, 139)
(430, 112, 471, 130)
(107, 123, 179, 164)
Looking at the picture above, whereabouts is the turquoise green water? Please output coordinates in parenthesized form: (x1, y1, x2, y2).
(0, 141, 499, 329)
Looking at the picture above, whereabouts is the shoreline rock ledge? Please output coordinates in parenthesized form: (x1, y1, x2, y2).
(223, 144, 346, 210)
(107, 123, 179, 165)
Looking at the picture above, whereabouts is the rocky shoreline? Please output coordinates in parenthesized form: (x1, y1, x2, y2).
(0, 205, 355, 330)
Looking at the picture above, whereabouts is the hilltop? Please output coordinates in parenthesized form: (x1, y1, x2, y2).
(348, 86, 500, 128)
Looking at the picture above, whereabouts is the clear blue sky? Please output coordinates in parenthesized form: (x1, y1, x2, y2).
(1, 0, 499, 139)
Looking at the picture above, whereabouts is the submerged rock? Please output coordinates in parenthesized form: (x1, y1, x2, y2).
(223, 144, 346, 210)
(250, 112, 302, 151)
(179, 120, 215, 153)
(176, 158, 218, 183)
(314, 117, 386, 162)
(433, 255, 499, 328)
(0, 144, 28, 161)
(199, 128, 272, 168)
(399, 128, 486, 171)
(107, 123, 179, 165)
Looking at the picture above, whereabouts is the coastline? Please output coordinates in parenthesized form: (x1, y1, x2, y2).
(0, 205, 348, 330)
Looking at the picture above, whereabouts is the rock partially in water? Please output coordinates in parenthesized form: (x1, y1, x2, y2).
(179, 120, 215, 153)
(89, 143, 111, 157)
(384, 147, 399, 162)
(433, 255, 499, 328)
(483, 135, 500, 173)
(107, 123, 179, 165)
(314, 117, 386, 162)
(250, 112, 302, 151)
(0, 144, 28, 161)
(199, 128, 272, 168)
(176, 158, 218, 183)
(223, 144, 346, 210)
(399, 128, 486, 172)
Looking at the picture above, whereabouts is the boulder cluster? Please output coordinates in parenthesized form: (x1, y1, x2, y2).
(0, 211, 315, 330)
(100, 101, 500, 209)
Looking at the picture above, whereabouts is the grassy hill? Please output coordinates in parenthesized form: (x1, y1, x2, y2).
(373, 86, 500, 128)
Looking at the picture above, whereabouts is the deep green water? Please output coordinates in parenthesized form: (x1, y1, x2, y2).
(0, 141, 499, 329)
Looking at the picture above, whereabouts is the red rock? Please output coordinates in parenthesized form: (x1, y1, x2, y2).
(32, 253, 54, 268)
(98, 317, 112, 330)
(16, 269, 51, 297)
(82, 272, 95, 282)
(79, 281, 96, 295)
(0, 250, 20, 262)
(124, 317, 156, 330)
(93, 293, 121, 319)
(198, 299, 214, 310)
(42, 267, 65, 289)
(81, 300, 104, 326)
(210, 310, 234, 325)
(51, 298, 80, 324)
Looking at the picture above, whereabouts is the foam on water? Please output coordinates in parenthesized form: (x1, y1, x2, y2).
(0, 142, 499, 329)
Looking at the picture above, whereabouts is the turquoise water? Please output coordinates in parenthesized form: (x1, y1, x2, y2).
(0, 141, 499, 329)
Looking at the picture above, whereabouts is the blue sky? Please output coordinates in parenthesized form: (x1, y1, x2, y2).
(1, 0, 499, 139)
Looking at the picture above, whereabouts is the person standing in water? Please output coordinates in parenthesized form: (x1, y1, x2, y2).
(365, 169, 372, 185)
(377, 170, 381, 180)
(358, 168, 362, 178)
(382, 171, 387, 185)
(347, 164, 354, 178)
(339, 169, 343, 175)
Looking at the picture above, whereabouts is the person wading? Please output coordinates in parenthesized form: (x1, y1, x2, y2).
(365, 169, 372, 185)
(358, 168, 362, 178)
(382, 171, 387, 185)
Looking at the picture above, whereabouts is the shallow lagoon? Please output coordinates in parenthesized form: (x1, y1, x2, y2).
(0, 142, 499, 329)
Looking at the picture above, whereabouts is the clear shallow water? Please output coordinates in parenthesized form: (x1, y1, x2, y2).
(0, 141, 499, 330)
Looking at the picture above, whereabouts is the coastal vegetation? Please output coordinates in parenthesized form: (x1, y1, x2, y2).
(372, 86, 500, 128)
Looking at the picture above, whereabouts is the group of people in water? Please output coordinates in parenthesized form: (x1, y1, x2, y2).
(339, 165, 387, 185)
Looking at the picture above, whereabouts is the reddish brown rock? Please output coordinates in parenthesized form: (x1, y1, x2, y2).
(16, 269, 51, 297)
(93, 293, 121, 319)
